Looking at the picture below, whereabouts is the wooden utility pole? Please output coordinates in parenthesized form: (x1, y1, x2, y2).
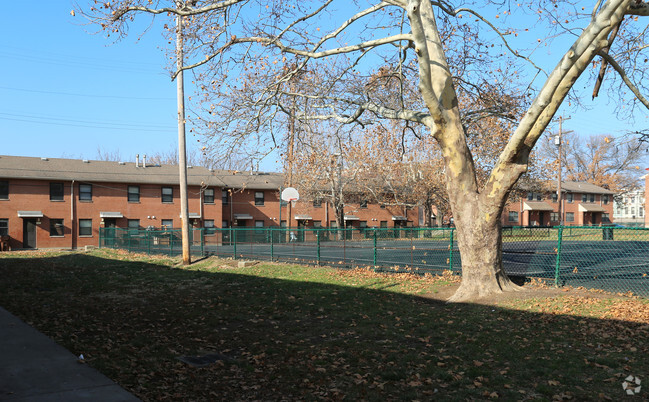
(176, 11, 191, 265)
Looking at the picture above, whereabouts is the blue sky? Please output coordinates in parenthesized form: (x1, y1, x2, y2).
(1, 2, 647, 172)
(1, 2, 192, 166)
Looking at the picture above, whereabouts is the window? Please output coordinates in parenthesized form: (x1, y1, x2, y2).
(313, 198, 322, 208)
(254, 191, 264, 206)
(526, 192, 533, 201)
(330, 221, 338, 228)
(360, 200, 368, 208)
(50, 183, 64, 201)
(255, 220, 264, 231)
(204, 219, 215, 235)
(359, 221, 367, 232)
(640, 208, 645, 217)
(602, 213, 610, 223)
(0, 219, 7, 236)
(222, 220, 229, 228)
(550, 212, 559, 222)
(128, 219, 140, 235)
(50, 219, 64, 237)
(0, 181, 8, 200)
(602, 195, 609, 205)
(380, 221, 388, 228)
(536, 194, 542, 201)
(581, 194, 587, 202)
(79, 184, 92, 201)
(380, 204, 386, 209)
(128, 186, 140, 202)
(551, 193, 558, 203)
(79, 219, 92, 236)
(161, 219, 173, 229)
(204, 188, 214, 204)
(222, 190, 229, 205)
(590, 194, 595, 203)
(508, 211, 518, 222)
(631, 208, 636, 215)
(162, 187, 173, 203)
(566, 193, 573, 203)
(313, 221, 322, 228)
(565, 212, 575, 222)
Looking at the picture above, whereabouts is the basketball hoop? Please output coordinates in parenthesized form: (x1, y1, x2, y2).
(281, 187, 300, 204)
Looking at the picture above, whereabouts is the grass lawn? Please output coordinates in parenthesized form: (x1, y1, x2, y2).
(1, 249, 648, 400)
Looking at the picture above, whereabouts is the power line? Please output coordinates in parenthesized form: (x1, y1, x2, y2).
(0, 115, 177, 133)
(0, 86, 175, 101)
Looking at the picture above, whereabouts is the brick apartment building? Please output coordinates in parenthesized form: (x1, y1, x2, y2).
(0, 155, 285, 250)
(0, 155, 424, 250)
(289, 197, 421, 231)
(502, 181, 614, 227)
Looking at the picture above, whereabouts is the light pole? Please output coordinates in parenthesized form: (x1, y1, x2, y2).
(555, 116, 572, 226)
(555, 131, 562, 226)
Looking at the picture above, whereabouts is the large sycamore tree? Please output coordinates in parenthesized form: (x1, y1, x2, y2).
(82, 0, 649, 301)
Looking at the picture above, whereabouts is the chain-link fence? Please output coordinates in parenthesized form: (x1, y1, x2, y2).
(99, 226, 649, 296)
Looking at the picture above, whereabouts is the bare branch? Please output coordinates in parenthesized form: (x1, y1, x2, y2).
(599, 50, 649, 109)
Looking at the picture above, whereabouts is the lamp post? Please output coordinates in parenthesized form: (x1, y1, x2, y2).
(555, 132, 562, 226)
(555, 116, 572, 226)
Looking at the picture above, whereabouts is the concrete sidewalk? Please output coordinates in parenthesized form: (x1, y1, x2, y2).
(0, 307, 139, 401)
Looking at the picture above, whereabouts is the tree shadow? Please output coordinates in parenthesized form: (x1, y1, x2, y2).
(0, 252, 646, 400)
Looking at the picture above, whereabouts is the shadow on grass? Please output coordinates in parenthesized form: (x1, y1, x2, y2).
(0, 251, 647, 400)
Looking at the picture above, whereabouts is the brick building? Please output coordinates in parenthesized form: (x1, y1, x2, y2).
(502, 181, 614, 227)
(0, 155, 284, 250)
(289, 198, 422, 230)
(0, 155, 427, 250)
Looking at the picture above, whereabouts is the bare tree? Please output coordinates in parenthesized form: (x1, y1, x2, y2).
(80, 0, 649, 301)
(292, 124, 366, 234)
(537, 132, 649, 195)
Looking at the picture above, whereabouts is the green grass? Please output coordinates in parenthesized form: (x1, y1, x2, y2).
(1, 249, 648, 400)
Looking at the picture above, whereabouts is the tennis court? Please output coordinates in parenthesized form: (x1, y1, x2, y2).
(100, 226, 649, 296)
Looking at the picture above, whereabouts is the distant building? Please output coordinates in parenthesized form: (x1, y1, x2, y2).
(613, 188, 645, 227)
(502, 181, 615, 227)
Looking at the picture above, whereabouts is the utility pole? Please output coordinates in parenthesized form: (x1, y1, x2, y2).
(176, 9, 191, 265)
(555, 116, 572, 226)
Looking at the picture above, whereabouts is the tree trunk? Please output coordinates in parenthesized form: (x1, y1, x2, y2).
(436, 122, 523, 302)
(449, 192, 522, 302)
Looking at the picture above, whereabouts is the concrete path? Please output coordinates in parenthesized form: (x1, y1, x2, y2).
(0, 307, 139, 401)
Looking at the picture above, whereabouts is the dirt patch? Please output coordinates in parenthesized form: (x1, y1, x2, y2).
(422, 282, 636, 306)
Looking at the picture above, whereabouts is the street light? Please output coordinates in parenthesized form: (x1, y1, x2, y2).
(555, 133, 563, 226)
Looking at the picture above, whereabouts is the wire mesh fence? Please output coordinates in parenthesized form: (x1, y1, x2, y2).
(99, 226, 649, 297)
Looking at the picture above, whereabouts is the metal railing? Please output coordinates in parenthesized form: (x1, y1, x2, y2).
(99, 226, 649, 297)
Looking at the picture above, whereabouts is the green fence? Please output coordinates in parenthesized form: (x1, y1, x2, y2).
(99, 226, 649, 297)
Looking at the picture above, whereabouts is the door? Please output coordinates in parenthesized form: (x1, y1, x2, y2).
(104, 218, 117, 247)
(22, 219, 37, 249)
(236, 219, 248, 242)
(538, 211, 545, 227)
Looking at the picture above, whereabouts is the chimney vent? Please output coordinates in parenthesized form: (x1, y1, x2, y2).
(143, 154, 147, 168)
(136, 154, 140, 168)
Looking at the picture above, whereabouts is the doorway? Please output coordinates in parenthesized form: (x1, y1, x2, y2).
(104, 218, 117, 247)
(22, 219, 37, 249)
